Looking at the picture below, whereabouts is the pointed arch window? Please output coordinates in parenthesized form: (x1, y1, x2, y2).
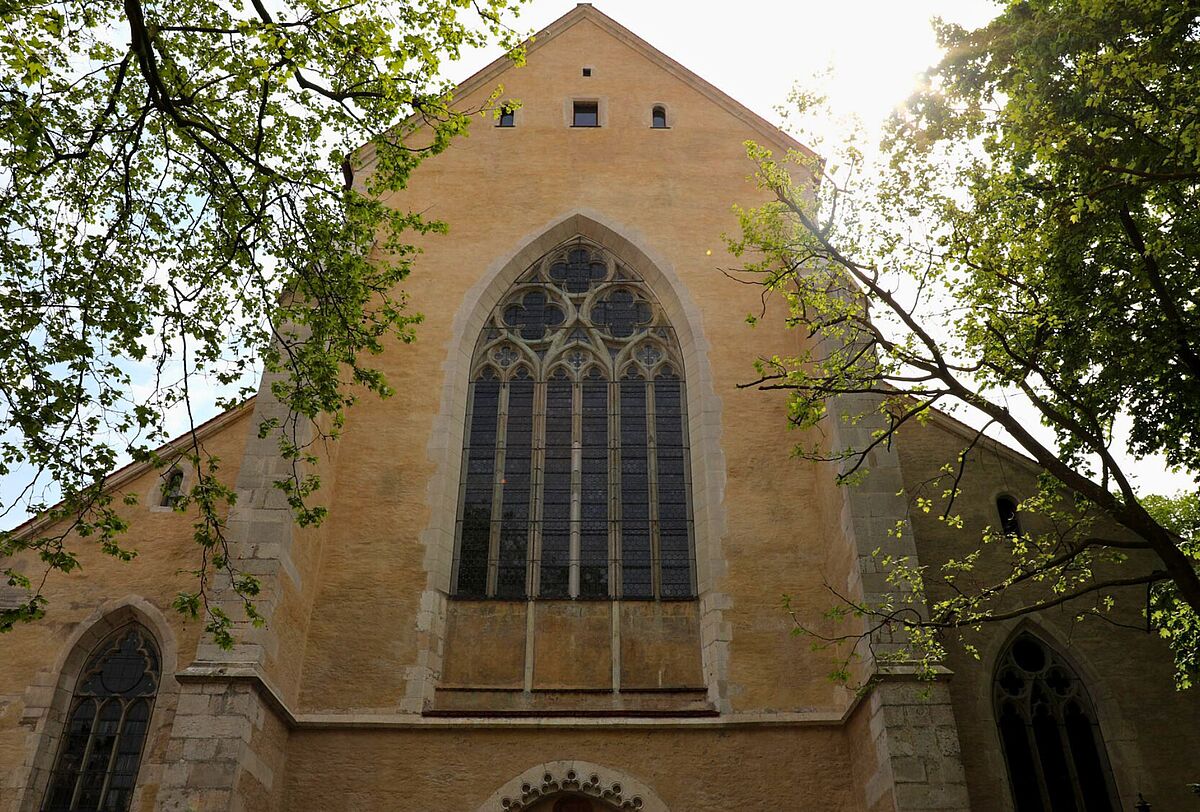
(43, 625, 160, 812)
(453, 240, 695, 600)
(994, 632, 1118, 812)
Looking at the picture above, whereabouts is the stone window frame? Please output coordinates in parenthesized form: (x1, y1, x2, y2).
(450, 240, 696, 602)
(15, 596, 179, 812)
(147, 465, 188, 513)
(41, 624, 161, 811)
(412, 212, 731, 714)
(992, 629, 1121, 811)
(650, 104, 669, 129)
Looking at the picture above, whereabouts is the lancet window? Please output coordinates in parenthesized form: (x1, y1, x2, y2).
(43, 625, 160, 812)
(994, 632, 1117, 812)
(453, 240, 695, 600)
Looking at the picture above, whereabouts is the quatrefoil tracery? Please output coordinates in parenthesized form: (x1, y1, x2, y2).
(472, 241, 681, 382)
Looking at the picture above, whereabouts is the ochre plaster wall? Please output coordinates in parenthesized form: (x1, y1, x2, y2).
(294, 13, 855, 722)
(0, 407, 254, 811)
(898, 417, 1200, 811)
(283, 726, 860, 811)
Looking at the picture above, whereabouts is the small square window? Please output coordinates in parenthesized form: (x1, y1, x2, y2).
(498, 106, 515, 127)
(573, 101, 599, 127)
(582, 67, 592, 77)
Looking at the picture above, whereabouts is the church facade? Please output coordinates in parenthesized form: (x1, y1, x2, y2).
(2, 6, 1198, 811)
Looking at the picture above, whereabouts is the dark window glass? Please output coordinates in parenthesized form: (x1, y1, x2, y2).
(652, 106, 667, 128)
(455, 372, 500, 597)
(539, 374, 573, 598)
(997, 495, 1022, 537)
(159, 468, 183, 507)
(452, 242, 695, 601)
(43, 627, 159, 812)
(581, 67, 592, 77)
(498, 106, 515, 127)
(573, 101, 599, 127)
(994, 633, 1116, 812)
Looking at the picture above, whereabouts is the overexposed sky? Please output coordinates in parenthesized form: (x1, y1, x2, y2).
(455, 0, 1002, 143)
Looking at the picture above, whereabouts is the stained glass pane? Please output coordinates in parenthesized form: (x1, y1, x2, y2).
(619, 377, 652, 597)
(549, 249, 607, 294)
(453, 242, 695, 602)
(592, 290, 652, 339)
(497, 377, 534, 598)
(539, 378, 573, 598)
(456, 378, 500, 597)
(580, 376, 610, 597)
(503, 291, 565, 340)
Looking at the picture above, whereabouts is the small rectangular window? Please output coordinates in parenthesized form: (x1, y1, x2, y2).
(582, 67, 592, 77)
(498, 107, 515, 127)
(572, 101, 599, 127)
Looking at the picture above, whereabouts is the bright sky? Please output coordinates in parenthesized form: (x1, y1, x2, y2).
(458, 0, 1003, 143)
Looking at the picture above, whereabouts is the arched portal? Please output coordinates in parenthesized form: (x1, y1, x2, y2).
(477, 760, 670, 812)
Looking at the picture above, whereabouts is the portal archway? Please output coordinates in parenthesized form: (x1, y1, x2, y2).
(477, 760, 670, 812)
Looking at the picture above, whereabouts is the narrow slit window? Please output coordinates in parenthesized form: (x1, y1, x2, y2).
(159, 468, 184, 507)
(997, 495, 1021, 537)
(651, 106, 667, 129)
(452, 240, 695, 601)
(498, 106, 515, 127)
(572, 101, 599, 127)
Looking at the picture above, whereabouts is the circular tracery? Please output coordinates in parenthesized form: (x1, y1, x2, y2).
(456, 238, 695, 601)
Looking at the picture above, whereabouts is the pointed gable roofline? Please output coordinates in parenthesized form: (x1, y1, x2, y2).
(356, 3, 816, 170)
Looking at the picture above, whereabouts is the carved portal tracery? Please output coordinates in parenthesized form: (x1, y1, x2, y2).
(454, 239, 695, 601)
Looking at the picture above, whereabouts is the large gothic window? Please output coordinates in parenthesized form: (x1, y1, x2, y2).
(453, 240, 695, 600)
(43, 625, 160, 812)
(994, 632, 1117, 812)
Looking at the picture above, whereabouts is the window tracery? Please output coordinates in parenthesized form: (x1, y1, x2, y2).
(43, 625, 160, 812)
(454, 240, 695, 600)
(994, 632, 1117, 812)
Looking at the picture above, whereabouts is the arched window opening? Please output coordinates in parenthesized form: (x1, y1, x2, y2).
(994, 632, 1117, 812)
(554, 797, 594, 812)
(159, 468, 184, 508)
(43, 625, 160, 812)
(996, 494, 1021, 537)
(651, 105, 667, 129)
(453, 239, 696, 601)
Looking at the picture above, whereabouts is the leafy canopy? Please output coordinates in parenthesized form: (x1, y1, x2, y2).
(0, 0, 525, 643)
(729, 0, 1200, 686)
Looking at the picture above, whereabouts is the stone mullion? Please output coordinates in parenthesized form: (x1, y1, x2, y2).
(568, 379, 583, 598)
(486, 381, 510, 598)
(644, 378, 662, 600)
(529, 380, 548, 598)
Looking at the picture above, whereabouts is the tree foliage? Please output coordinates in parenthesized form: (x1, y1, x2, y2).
(730, 0, 1200, 686)
(0, 0, 525, 643)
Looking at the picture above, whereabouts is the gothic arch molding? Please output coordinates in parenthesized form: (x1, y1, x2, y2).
(477, 760, 670, 812)
(413, 210, 730, 711)
(981, 619, 1140, 811)
(14, 595, 178, 812)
